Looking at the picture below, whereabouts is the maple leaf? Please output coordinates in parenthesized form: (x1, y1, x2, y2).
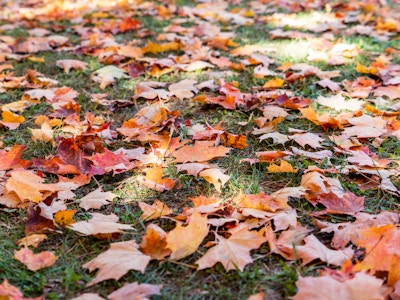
(30, 122, 54, 145)
(373, 86, 400, 100)
(220, 132, 248, 149)
(56, 59, 88, 74)
(0, 145, 31, 170)
(289, 132, 324, 149)
(108, 282, 162, 300)
(296, 234, 353, 266)
(68, 213, 133, 237)
(138, 199, 173, 221)
(92, 65, 129, 89)
(0, 110, 25, 130)
(140, 224, 171, 260)
(88, 149, 135, 175)
(14, 247, 58, 271)
(83, 240, 151, 287)
(58, 137, 92, 174)
(166, 210, 209, 260)
(0, 278, 42, 300)
(54, 209, 76, 227)
(292, 271, 386, 300)
(313, 191, 364, 215)
(79, 187, 116, 210)
(70, 293, 105, 300)
(133, 81, 169, 100)
(5, 170, 60, 204)
(299, 107, 342, 130)
(196, 225, 266, 272)
(316, 94, 364, 111)
(173, 141, 231, 163)
(233, 192, 289, 212)
(276, 94, 311, 110)
(343, 114, 386, 138)
(169, 79, 198, 100)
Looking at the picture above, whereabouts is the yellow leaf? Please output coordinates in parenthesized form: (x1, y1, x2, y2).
(267, 160, 298, 173)
(263, 78, 285, 88)
(166, 210, 209, 260)
(54, 210, 76, 227)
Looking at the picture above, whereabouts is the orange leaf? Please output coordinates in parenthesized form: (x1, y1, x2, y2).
(17, 234, 48, 249)
(173, 141, 231, 163)
(220, 132, 248, 149)
(14, 247, 58, 271)
(56, 59, 88, 74)
(0, 145, 31, 170)
(140, 224, 171, 260)
(5, 170, 59, 203)
(267, 160, 297, 173)
(0, 278, 42, 300)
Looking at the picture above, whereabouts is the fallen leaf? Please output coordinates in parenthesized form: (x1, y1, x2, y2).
(166, 210, 209, 260)
(79, 187, 116, 210)
(169, 79, 198, 100)
(136, 166, 176, 192)
(196, 225, 266, 271)
(16, 234, 48, 248)
(140, 224, 171, 260)
(139, 200, 173, 221)
(289, 132, 324, 149)
(296, 234, 353, 266)
(108, 282, 162, 300)
(83, 240, 151, 287)
(0, 110, 25, 130)
(267, 160, 298, 173)
(0, 278, 42, 300)
(173, 141, 231, 163)
(70, 293, 105, 300)
(92, 65, 129, 89)
(199, 168, 230, 193)
(56, 59, 88, 74)
(14, 247, 58, 271)
(292, 271, 386, 300)
(54, 209, 76, 227)
(0, 145, 31, 170)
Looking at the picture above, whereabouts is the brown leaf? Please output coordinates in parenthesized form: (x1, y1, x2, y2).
(0, 278, 42, 300)
(17, 234, 48, 249)
(83, 241, 151, 287)
(108, 282, 162, 300)
(14, 247, 58, 271)
(199, 168, 230, 193)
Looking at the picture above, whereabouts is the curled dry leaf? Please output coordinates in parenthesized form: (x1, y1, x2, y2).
(16, 234, 48, 248)
(136, 166, 176, 192)
(83, 240, 151, 287)
(199, 168, 230, 193)
(14, 247, 58, 271)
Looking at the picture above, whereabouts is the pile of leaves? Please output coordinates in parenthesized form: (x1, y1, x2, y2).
(0, 0, 400, 299)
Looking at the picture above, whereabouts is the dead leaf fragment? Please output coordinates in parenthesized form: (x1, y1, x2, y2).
(139, 200, 173, 221)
